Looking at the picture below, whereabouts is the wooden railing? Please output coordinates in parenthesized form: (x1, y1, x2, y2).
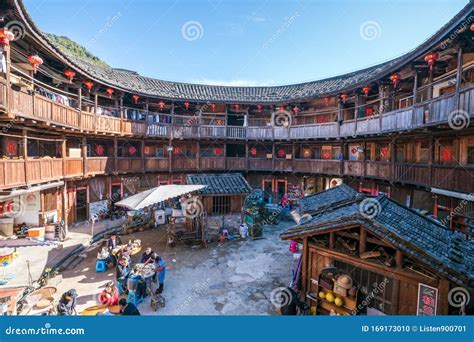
(147, 123, 170, 137)
(122, 120, 147, 136)
(80, 112, 95, 132)
(65, 158, 83, 177)
(293, 159, 340, 174)
(248, 126, 273, 140)
(226, 157, 247, 170)
(144, 158, 169, 172)
(26, 158, 63, 183)
(173, 158, 198, 171)
(117, 158, 143, 173)
(200, 157, 225, 170)
(344, 160, 364, 177)
(274, 159, 293, 172)
(0, 159, 26, 189)
(248, 158, 272, 170)
(86, 157, 114, 175)
(226, 126, 246, 139)
(9, 88, 33, 118)
(96, 115, 121, 134)
(0, 79, 7, 111)
(394, 163, 430, 186)
(365, 161, 392, 179)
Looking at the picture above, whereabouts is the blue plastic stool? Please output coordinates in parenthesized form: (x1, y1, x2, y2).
(127, 291, 140, 306)
(95, 260, 107, 273)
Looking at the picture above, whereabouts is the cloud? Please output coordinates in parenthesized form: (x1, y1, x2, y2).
(246, 13, 266, 23)
(189, 78, 277, 87)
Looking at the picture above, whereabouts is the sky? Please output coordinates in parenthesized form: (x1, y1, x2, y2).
(24, 0, 469, 86)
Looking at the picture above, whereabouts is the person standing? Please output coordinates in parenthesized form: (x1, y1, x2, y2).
(141, 247, 154, 264)
(107, 233, 122, 266)
(150, 253, 166, 294)
(57, 289, 78, 316)
(116, 256, 129, 293)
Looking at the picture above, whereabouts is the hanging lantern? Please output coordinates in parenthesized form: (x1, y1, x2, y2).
(256, 104, 263, 112)
(389, 73, 401, 88)
(184, 101, 190, 110)
(28, 54, 43, 74)
(362, 85, 371, 97)
(106, 87, 114, 97)
(424, 53, 438, 71)
(83, 81, 94, 92)
(380, 147, 389, 158)
(173, 146, 181, 155)
(144, 146, 150, 155)
(293, 105, 299, 114)
(210, 103, 216, 111)
(322, 150, 332, 159)
(214, 147, 223, 156)
(132, 95, 140, 104)
(277, 148, 286, 158)
(128, 146, 137, 155)
(340, 94, 347, 104)
(159, 100, 165, 111)
(6, 140, 17, 156)
(0, 28, 14, 48)
(324, 97, 330, 106)
(64, 69, 76, 83)
(234, 104, 240, 111)
(95, 145, 104, 156)
(249, 147, 257, 156)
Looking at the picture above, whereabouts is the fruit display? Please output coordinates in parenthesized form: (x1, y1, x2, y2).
(334, 297, 344, 307)
(318, 291, 326, 299)
(325, 292, 335, 302)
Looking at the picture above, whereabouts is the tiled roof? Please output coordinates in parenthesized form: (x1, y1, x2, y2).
(299, 184, 362, 213)
(281, 187, 474, 288)
(186, 173, 252, 195)
(10, 0, 474, 103)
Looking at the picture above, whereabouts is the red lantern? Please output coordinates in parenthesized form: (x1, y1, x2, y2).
(340, 94, 347, 104)
(256, 104, 263, 111)
(277, 149, 286, 158)
(132, 95, 140, 104)
(234, 104, 240, 111)
(184, 101, 190, 110)
(144, 146, 150, 155)
(28, 55, 43, 73)
(380, 147, 389, 158)
(210, 103, 216, 111)
(324, 97, 330, 106)
(173, 146, 181, 155)
(0, 28, 14, 48)
(214, 148, 223, 156)
(424, 53, 438, 71)
(106, 88, 114, 97)
(249, 147, 257, 156)
(159, 100, 165, 111)
(64, 69, 76, 83)
(362, 85, 371, 97)
(322, 151, 332, 159)
(293, 106, 299, 114)
(96, 145, 104, 156)
(389, 73, 401, 88)
(83, 81, 94, 92)
(6, 140, 17, 155)
(128, 146, 137, 155)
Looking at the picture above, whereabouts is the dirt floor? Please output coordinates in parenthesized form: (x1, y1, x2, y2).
(52, 220, 296, 315)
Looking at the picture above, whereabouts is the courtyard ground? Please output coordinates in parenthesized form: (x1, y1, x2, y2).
(52, 220, 295, 315)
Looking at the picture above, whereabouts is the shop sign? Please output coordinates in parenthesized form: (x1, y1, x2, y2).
(416, 283, 438, 316)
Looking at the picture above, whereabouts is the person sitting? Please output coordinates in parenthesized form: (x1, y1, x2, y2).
(118, 298, 140, 316)
(99, 281, 119, 306)
(279, 287, 308, 315)
(97, 242, 112, 265)
(150, 253, 166, 294)
(116, 256, 130, 293)
(141, 247, 154, 264)
(126, 265, 147, 300)
(57, 289, 78, 316)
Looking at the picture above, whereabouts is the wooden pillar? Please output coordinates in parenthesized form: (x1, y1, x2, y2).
(454, 45, 463, 110)
(93, 92, 98, 134)
(412, 69, 418, 105)
(197, 141, 201, 170)
(22, 129, 28, 185)
(359, 228, 367, 254)
(3, 44, 11, 117)
(301, 237, 308, 296)
(62, 182, 68, 239)
(437, 279, 450, 315)
(113, 137, 118, 173)
(77, 87, 82, 130)
(329, 232, 335, 249)
(82, 136, 87, 177)
(61, 135, 67, 176)
(390, 138, 396, 179)
(141, 138, 145, 173)
(395, 250, 403, 268)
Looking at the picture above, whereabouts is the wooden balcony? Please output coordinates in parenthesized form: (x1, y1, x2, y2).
(274, 159, 293, 172)
(290, 122, 338, 139)
(226, 157, 247, 170)
(86, 157, 115, 175)
(117, 158, 143, 173)
(293, 159, 340, 175)
(432, 165, 474, 193)
(226, 126, 246, 139)
(0, 79, 7, 112)
(80, 111, 95, 132)
(96, 115, 121, 134)
(394, 163, 430, 186)
(173, 158, 198, 171)
(247, 127, 273, 140)
(64, 158, 83, 178)
(344, 160, 364, 177)
(122, 120, 147, 136)
(0, 159, 26, 189)
(200, 157, 225, 170)
(459, 85, 474, 114)
(147, 123, 170, 137)
(26, 158, 63, 183)
(365, 161, 392, 180)
(9, 88, 33, 118)
(248, 158, 272, 170)
(427, 93, 456, 125)
(144, 158, 169, 172)
(200, 126, 225, 139)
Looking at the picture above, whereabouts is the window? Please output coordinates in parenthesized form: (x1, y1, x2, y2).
(212, 196, 231, 215)
(416, 141, 430, 164)
(436, 140, 457, 165)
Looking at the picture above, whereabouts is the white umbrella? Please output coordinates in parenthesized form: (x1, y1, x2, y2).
(114, 184, 207, 210)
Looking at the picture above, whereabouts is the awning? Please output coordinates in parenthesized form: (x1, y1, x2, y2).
(431, 188, 473, 202)
(0, 181, 64, 201)
(115, 184, 207, 210)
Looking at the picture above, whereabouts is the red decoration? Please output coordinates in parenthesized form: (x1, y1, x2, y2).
(277, 149, 286, 158)
(128, 146, 137, 155)
(95, 144, 104, 156)
(293, 106, 299, 114)
(184, 101, 190, 110)
(249, 147, 257, 156)
(324, 97, 330, 106)
(106, 88, 114, 97)
(471, 23, 474, 31)
(173, 146, 181, 155)
(28, 55, 43, 73)
(210, 103, 216, 111)
(83, 81, 94, 92)
(389, 73, 401, 88)
(0, 28, 14, 48)
(6, 140, 17, 155)
(213, 148, 223, 156)
(256, 104, 263, 111)
(340, 94, 347, 104)
(159, 100, 165, 111)
(132, 95, 140, 104)
(365, 107, 374, 116)
(322, 151, 332, 159)
(424, 53, 438, 71)
(64, 69, 76, 83)
(441, 146, 453, 162)
(144, 146, 150, 155)
(351, 147, 357, 154)
(362, 85, 371, 97)
(234, 104, 240, 111)
(380, 147, 389, 158)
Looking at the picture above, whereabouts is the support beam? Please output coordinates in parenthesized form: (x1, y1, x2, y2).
(359, 227, 367, 254)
